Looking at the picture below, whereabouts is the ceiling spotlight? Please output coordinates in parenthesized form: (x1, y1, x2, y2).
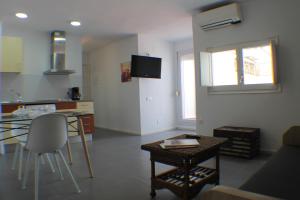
(70, 21, 81, 27)
(15, 12, 28, 19)
(54, 37, 66, 41)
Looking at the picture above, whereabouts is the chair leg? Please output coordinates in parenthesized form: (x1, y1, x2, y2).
(12, 143, 20, 170)
(40, 155, 46, 165)
(58, 150, 81, 193)
(45, 153, 55, 173)
(35, 154, 40, 200)
(22, 151, 32, 189)
(18, 145, 24, 180)
(66, 140, 73, 165)
(53, 153, 64, 180)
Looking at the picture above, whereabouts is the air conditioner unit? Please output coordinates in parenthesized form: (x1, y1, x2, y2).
(197, 3, 242, 31)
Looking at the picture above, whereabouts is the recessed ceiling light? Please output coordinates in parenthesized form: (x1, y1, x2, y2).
(15, 12, 28, 19)
(54, 37, 66, 41)
(70, 21, 81, 27)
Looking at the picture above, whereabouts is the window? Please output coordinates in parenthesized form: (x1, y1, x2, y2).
(179, 52, 196, 120)
(242, 45, 274, 85)
(212, 50, 238, 86)
(200, 40, 278, 93)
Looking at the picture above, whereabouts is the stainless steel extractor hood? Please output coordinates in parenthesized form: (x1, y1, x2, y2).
(44, 31, 75, 75)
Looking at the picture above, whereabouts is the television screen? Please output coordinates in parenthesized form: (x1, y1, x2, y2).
(131, 55, 161, 78)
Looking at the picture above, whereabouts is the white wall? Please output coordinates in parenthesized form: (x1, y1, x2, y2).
(174, 38, 193, 53)
(193, 0, 300, 151)
(0, 25, 82, 102)
(89, 36, 141, 134)
(0, 22, 3, 154)
(138, 34, 176, 134)
(89, 34, 177, 135)
(82, 52, 92, 100)
(0, 22, 3, 108)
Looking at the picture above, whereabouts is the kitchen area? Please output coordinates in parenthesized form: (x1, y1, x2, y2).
(0, 24, 95, 154)
(0, 18, 96, 192)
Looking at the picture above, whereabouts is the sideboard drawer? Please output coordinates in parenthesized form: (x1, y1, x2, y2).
(79, 114, 95, 134)
(1, 104, 22, 113)
(56, 102, 77, 110)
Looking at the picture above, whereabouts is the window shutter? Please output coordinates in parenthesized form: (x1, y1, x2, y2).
(270, 40, 278, 84)
(200, 52, 213, 86)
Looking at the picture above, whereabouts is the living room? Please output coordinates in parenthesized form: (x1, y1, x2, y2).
(0, 0, 299, 199)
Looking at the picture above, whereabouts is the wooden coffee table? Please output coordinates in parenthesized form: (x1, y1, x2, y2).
(141, 134, 227, 200)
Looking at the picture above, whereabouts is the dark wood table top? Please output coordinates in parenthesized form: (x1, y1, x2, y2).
(141, 134, 227, 159)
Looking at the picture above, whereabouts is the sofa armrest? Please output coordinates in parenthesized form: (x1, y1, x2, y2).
(200, 186, 281, 200)
(282, 126, 300, 146)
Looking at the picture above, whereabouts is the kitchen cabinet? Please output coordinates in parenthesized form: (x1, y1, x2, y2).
(76, 102, 94, 113)
(54, 101, 95, 134)
(1, 36, 23, 73)
(76, 102, 95, 134)
(56, 102, 77, 110)
(1, 104, 21, 113)
(79, 114, 95, 134)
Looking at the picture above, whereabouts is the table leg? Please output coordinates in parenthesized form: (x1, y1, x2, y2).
(216, 152, 220, 185)
(66, 140, 73, 165)
(0, 132, 5, 155)
(150, 158, 156, 198)
(78, 118, 94, 178)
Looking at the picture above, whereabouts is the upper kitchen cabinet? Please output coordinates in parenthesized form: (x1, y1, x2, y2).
(1, 36, 23, 73)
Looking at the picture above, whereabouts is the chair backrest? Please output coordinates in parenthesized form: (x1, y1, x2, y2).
(26, 113, 68, 153)
(282, 126, 300, 147)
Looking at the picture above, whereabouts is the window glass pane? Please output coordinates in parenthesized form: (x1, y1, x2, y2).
(180, 53, 196, 119)
(212, 50, 238, 86)
(243, 44, 274, 84)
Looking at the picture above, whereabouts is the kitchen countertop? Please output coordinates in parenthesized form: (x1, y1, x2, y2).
(0, 99, 93, 105)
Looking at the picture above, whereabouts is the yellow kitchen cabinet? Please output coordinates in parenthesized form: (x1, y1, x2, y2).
(1, 36, 23, 72)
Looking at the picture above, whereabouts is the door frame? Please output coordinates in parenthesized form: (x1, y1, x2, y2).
(175, 49, 196, 130)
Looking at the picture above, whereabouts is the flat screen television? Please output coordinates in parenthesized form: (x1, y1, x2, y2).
(131, 55, 162, 78)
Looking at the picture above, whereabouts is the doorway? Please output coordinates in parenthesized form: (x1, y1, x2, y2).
(176, 50, 196, 130)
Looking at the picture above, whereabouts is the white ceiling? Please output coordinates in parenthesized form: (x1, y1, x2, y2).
(0, 0, 227, 51)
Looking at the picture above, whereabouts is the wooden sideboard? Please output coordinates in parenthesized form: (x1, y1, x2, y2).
(79, 114, 95, 133)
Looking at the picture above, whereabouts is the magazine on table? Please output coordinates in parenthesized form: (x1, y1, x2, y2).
(160, 139, 200, 149)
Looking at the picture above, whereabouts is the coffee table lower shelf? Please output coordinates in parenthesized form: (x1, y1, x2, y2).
(153, 166, 218, 199)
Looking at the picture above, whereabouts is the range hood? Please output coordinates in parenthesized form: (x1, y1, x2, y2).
(44, 31, 75, 75)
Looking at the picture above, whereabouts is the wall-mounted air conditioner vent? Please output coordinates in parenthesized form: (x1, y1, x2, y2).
(197, 3, 242, 31)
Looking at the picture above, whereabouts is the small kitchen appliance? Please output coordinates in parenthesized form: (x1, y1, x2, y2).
(68, 87, 81, 100)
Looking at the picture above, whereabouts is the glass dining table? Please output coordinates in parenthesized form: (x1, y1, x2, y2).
(0, 111, 94, 178)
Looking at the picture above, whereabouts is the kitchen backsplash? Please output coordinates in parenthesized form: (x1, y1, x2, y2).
(0, 73, 82, 102)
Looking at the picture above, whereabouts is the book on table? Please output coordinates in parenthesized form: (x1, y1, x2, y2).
(160, 139, 200, 149)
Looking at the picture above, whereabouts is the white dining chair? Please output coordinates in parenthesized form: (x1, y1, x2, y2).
(11, 104, 57, 180)
(21, 113, 81, 200)
(11, 124, 55, 180)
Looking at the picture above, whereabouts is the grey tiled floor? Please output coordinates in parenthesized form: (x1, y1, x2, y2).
(0, 128, 270, 200)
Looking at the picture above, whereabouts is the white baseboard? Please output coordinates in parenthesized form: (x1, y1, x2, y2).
(176, 126, 196, 131)
(95, 126, 141, 135)
(95, 126, 177, 136)
(141, 127, 176, 135)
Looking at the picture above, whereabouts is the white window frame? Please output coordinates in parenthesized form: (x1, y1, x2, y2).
(200, 39, 280, 94)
